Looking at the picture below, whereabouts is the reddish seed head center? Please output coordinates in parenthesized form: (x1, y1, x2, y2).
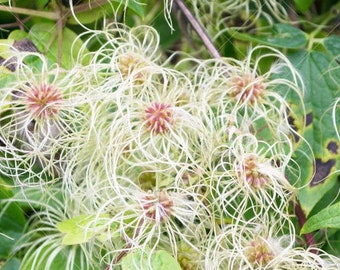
(144, 102, 173, 134)
(231, 74, 265, 103)
(142, 191, 173, 223)
(26, 84, 63, 119)
(240, 155, 268, 189)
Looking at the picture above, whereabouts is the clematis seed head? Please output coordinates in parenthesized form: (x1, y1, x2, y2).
(25, 83, 63, 120)
(240, 155, 268, 189)
(230, 73, 265, 104)
(245, 237, 275, 267)
(118, 52, 146, 83)
(144, 102, 173, 134)
(141, 190, 173, 223)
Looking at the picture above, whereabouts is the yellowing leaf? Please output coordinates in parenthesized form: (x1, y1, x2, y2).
(277, 51, 340, 216)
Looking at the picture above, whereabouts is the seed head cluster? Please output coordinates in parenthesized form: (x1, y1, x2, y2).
(1, 21, 339, 270)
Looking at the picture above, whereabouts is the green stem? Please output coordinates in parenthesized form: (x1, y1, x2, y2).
(0, 0, 110, 22)
(0, 5, 59, 20)
(307, 10, 337, 51)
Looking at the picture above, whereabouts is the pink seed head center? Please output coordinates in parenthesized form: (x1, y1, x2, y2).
(142, 191, 173, 223)
(26, 84, 63, 119)
(144, 102, 173, 134)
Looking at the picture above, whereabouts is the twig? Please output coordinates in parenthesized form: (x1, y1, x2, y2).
(0, 0, 109, 22)
(13, 13, 24, 31)
(0, 16, 30, 29)
(173, 0, 221, 59)
(0, 5, 59, 20)
(56, 2, 64, 67)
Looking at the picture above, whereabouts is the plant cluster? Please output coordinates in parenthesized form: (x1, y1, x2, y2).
(0, 0, 339, 269)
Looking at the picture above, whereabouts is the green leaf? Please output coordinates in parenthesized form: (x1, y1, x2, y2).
(67, 0, 145, 24)
(301, 201, 340, 234)
(124, 0, 146, 17)
(20, 243, 85, 270)
(266, 24, 307, 48)
(57, 214, 117, 245)
(323, 35, 340, 59)
(150, 250, 182, 270)
(229, 24, 307, 49)
(150, 14, 181, 50)
(122, 249, 181, 270)
(1, 257, 21, 270)
(0, 231, 22, 259)
(8, 30, 28, 41)
(0, 178, 27, 259)
(67, 2, 115, 25)
(28, 22, 89, 68)
(0, 39, 15, 59)
(35, 0, 50, 9)
(294, 0, 315, 12)
(278, 51, 340, 216)
(322, 229, 340, 257)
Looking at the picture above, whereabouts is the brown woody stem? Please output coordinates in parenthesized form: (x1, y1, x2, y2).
(173, 0, 221, 59)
